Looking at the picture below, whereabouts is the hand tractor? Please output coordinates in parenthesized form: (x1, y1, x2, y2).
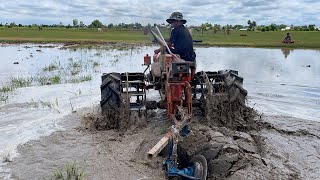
(100, 27, 247, 179)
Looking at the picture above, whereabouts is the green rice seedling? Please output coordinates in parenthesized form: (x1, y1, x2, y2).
(92, 61, 101, 68)
(68, 60, 83, 76)
(0, 86, 13, 93)
(39, 100, 53, 109)
(42, 63, 59, 72)
(70, 69, 81, 76)
(37, 76, 50, 86)
(50, 75, 61, 84)
(70, 61, 82, 68)
(68, 78, 80, 83)
(55, 98, 59, 106)
(69, 75, 92, 83)
(10, 76, 32, 88)
(79, 75, 92, 82)
(53, 170, 64, 179)
(0, 94, 8, 102)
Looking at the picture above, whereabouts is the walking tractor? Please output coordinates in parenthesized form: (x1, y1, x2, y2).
(100, 27, 247, 179)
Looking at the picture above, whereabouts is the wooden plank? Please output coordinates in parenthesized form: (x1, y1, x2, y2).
(147, 132, 172, 159)
(147, 106, 192, 159)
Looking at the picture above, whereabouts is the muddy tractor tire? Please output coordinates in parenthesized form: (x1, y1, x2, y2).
(193, 70, 247, 115)
(100, 73, 121, 112)
(220, 70, 247, 106)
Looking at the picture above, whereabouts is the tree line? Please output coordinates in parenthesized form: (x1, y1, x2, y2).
(0, 19, 318, 32)
(196, 20, 319, 33)
(0, 19, 143, 29)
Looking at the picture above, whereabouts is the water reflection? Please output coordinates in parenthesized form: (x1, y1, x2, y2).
(0, 44, 319, 121)
(281, 48, 294, 59)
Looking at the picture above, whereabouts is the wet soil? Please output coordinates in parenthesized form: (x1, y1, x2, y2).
(8, 108, 167, 180)
(7, 102, 320, 180)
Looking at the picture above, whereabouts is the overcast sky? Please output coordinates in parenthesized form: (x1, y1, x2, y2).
(0, 0, 319, 26)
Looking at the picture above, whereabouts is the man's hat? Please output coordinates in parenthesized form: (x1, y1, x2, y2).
(166, 12, 187, 24)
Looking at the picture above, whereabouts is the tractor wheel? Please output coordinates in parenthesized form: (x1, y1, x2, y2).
(223, 70, 247, 106)
(100, 73, 121, 112)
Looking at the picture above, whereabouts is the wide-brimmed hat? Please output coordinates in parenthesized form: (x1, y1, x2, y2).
(166, 12, 187, 24)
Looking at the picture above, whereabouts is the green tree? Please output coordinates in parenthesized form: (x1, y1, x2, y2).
(200, 24, 206, 35)
(79, 21, 85, 28)
(247, 20, 251, 26)
(269, 23, 277, 31)
(252, 21, 256, 27)
(247, 20, 256, 31)
(107, 23, 114, 28)
(279, 24, 287, 29)
(265, 26, 270, 31)
(9, 22, 17, 27)
(308, 24, 315, 31)
(73, 19, 78, 27)
(89, 20, 103, 28)
(134, 22, 142, 29)
(234, 24, 244, 29)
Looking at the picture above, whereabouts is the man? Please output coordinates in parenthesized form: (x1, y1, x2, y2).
(155, 12, 196, 62)
(282, 33, 294, 44)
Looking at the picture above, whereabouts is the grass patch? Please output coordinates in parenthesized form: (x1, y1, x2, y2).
(37, 76, 50, 85)
(36, 75, 61, 85)
(49, 161, 86, 180)
(0, 86, 13, 93)
(69, 60, 83, 76)
(92, 61, 101, 68)
(69, 61, 82, 68)
(0, 27, 319, 48)
(69, 75, 92, 83)
(43, 63, 60, 72)
(10, 76, 32, 88)
(50, 75, 61, 84)
(79, 75, 92, 82)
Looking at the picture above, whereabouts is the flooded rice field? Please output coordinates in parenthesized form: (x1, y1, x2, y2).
(0, 43, 319, 179)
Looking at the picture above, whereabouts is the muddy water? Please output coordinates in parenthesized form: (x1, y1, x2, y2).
(0, 44, 319, 179)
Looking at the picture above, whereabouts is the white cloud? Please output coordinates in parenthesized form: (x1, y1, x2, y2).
(0, 0, 319, 26)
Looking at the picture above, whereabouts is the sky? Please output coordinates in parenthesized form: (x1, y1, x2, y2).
(0, 0, 319, 26)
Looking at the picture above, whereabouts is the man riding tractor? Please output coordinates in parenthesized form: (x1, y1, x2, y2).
(154, 12, 196, 78)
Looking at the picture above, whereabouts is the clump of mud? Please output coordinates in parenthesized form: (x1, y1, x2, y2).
(81, 105, 146, 132)
(178, 121, 268, 179)
(204, 92, 257, 132)
(178, 86, 264, 179)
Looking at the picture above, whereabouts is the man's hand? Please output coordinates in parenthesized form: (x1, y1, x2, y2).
(154, 48, 160, 54)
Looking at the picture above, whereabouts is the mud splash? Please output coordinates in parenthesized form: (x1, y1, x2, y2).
(86, 86, 263, 179)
